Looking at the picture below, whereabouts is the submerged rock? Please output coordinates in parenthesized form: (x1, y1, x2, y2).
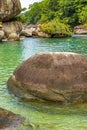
(0, 108, 24, 129)
(0, 0, 21, 22)
(7, 52, 87, 104)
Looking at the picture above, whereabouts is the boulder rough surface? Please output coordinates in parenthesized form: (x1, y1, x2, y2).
(0, 21, 22, 41)
(8, 52, 87, 104)
(0, 0, 21, 22)
(21, 24, 50, 38)
(3, 21, 22, 36)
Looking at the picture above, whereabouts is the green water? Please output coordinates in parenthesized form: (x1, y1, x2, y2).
(0, 37, 87, 130)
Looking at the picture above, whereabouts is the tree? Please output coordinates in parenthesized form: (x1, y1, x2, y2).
(16, 0, 87, 27)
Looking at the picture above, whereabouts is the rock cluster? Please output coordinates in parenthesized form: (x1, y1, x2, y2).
(0, 0, 22, 41)
(21, 24, 50, 38)
(2, 21, 22, 41)
(8, 52, 87, 104)
(21, 24, 71, 38)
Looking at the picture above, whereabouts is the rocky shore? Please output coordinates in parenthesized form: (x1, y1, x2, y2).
(0, 0, 87, 41)
(1, 23, 87, 41)
(74, 25, 87, 34)
(0, 0, 72, 41)
(20, 24, 72, 38)
(0, 21, 23, 41)
(0, 0, 22, 41)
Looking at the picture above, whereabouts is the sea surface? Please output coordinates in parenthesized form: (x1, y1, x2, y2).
(0, 37, 87, 130)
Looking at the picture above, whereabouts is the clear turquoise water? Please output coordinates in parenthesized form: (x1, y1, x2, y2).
(0, 37, 87, 130)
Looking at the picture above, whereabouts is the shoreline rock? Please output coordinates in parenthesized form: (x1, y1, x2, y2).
(20, 24, 71, 38)
(0, 0, 22, 41)
(74, 25, 87, 34)
(7, 52, 87, 104)
(0, 21, 22, 41)
(21, 24, 51, 38)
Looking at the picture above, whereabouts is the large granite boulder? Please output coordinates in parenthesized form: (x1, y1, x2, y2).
(0, 108, 24, 129)
(0, 0, 21, 22)
(7, 52, 87, 104)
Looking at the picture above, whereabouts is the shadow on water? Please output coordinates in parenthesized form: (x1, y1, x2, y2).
(10, 96, 87, 130)
(18, 97, 87, 117)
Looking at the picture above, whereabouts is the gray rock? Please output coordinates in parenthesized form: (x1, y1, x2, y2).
(0, 0, 21, 22)
(8, 33, 20, 41)
(21, 28, 33, 37)
(36, 31, 50, 38)
(7, 52, 87, 104)
(0, 21, 23, 41)
(21, 24, 51, 38)
(3, 21, 22, 37)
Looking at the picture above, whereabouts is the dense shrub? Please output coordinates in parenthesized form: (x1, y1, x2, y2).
(40, 18, 71, 36)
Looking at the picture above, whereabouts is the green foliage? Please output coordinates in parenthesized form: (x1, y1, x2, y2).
(83, 23, 87, 28)
(0, 22, 2, 25)
(15, 8, 27, 23)
(17, 0, 87, 28)
(25, 2, 42, 24)
(40, 18, 71, 35)
(77, 5, 87, 24)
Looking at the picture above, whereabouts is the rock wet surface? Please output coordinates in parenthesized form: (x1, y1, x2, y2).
(0, 108, 24, 130)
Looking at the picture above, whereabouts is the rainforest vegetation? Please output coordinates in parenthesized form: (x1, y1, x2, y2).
(17, 0, 87, 26)
(16, 0, 87, 35)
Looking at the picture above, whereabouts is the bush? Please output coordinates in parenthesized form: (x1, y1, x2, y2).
(83, 23, 87, 28)
(40, 18, 72, 36)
